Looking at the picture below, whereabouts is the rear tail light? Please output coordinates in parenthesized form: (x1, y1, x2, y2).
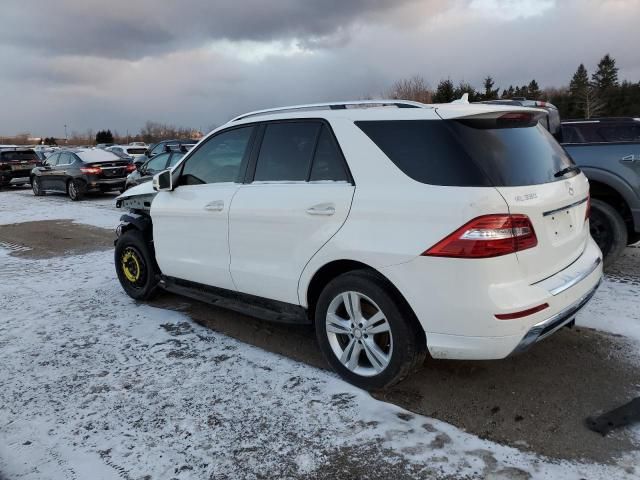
(585, 192, 591, 221)
(80, 166, 102, 175)
(422, 214, 537, 259)
(126, 164, 136, 173)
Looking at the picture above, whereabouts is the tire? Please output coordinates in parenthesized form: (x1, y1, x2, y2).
(589, 198, 627, 267)
(114, 229, 159, 300)
(67, 179, 84, 201)
(32, 177, 45, 196)
(314, 271, 427, 391)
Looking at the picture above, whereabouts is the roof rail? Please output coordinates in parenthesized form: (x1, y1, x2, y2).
(230, 100, 430, 122)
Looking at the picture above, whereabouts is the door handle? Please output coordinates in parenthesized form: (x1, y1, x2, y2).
(204, 200, 224, 212)
(306, 203, 336, 216)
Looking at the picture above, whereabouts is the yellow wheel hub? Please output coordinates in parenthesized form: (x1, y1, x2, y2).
(122, 250, 142, 283)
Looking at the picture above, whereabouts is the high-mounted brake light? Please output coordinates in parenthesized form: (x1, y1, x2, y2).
(499, 112, 533, 122)
(422, 214, 538, 258)
(80, 166, 102, 175)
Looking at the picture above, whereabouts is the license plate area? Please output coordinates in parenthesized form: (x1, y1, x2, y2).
(543, 205, 584, 245)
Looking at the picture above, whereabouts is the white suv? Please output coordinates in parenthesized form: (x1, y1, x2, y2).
(114, 100, 603, 390)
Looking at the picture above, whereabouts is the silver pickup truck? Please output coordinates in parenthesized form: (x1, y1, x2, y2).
(560, 118, 640, 265)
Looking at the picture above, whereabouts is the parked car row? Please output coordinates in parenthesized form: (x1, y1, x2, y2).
(0, 140, 196, 200)
(114, 99, 603, 390)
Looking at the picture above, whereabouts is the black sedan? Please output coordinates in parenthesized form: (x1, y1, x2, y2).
(124, 149, 186, 191)
(0, 148, 40, 188)
(31, 148, 135, 200)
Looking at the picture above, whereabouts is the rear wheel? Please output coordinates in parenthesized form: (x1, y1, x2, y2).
(32, 177, 45, 196)
(315, 271, 426, 390)
(589, 198, 627, 267)
(115, 229, 159, 300)
(67, 179, 84, 201)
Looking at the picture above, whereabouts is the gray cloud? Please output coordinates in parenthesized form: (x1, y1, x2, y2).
(0, 0, 422, 59)
(0, 0, 638, 137)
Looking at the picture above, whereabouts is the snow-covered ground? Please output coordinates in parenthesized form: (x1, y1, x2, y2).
(1, 189, 639, 479)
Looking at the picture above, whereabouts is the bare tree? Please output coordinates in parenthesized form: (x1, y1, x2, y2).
(579, 86, 605, 119)
(385, 75, 432, 103)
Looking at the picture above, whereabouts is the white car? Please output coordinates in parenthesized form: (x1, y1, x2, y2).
(114, 100, 603, 390)
(107, 145, 148, 160)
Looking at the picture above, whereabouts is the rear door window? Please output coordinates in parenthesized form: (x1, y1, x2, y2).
(309, 126, 349, 182)
(357, 120, 575, 187)
(253, 122, 321, 182)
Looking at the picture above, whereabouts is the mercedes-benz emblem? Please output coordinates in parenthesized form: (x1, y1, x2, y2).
(565, 181, 575, 196)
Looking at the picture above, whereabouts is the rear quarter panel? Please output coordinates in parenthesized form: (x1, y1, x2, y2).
(297, 118, 514, 306)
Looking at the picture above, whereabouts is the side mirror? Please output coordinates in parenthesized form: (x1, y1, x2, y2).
(134, 159, 145, 170)
(153, 170, 173, 192)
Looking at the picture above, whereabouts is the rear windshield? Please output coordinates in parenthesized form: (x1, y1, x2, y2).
(356, 120, 576, 187)
(126, 148, 147, 155)
(0, 151, 38, 162)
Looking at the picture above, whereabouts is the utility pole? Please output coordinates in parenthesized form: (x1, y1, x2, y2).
(64, 124, 68, 144)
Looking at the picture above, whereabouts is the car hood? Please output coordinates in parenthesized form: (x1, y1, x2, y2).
(116, 180, 155, 201)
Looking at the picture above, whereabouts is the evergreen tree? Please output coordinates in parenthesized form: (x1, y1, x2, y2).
(482, 76, 499, 100)
(454, 81, 479, 102)
(501, 85, 515, 99)
(569, 64, 589, 95)
(95, 130, 115, 144)
(527, 79, 541, 99)
(592, 54, 619, 91)
(433, 79, 455, 103)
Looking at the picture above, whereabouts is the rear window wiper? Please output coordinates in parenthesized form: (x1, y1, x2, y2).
(554, 165, 581, 178)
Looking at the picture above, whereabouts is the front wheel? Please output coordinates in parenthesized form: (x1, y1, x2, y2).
(589, 198, 627, 267)
(115, 229, 159, 300)
(315, 271, 426, 390)
(32, 177, 45, 196)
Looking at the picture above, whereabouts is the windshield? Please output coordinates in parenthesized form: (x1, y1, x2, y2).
(126, 148, 147, 155)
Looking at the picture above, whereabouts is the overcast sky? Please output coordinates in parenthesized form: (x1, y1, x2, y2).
(1, 0, 639, 137)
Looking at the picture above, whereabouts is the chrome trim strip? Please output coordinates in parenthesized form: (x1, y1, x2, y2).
(542, 197, 588, 217)
(534, 256, 602, 296)
(511, 279, 601, 355)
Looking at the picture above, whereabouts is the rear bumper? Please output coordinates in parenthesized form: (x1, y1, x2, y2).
(510, 278, 601, 354)
(86, 178, 126, 191)
(380, 237, 603, 360)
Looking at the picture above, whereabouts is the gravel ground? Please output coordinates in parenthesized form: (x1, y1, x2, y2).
(1, 187, 639, 479)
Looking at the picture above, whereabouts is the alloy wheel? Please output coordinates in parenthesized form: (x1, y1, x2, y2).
(325, 291, 393, 377)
